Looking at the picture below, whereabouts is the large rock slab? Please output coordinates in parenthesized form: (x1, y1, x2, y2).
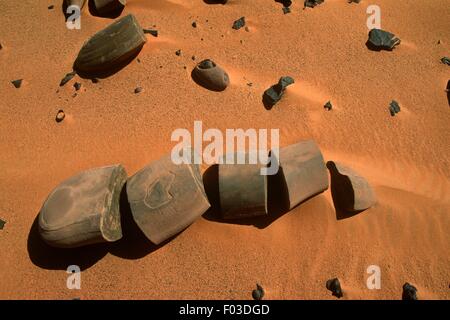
(38, 165, 126, 248)
(367, 29, 401, 51)
(74, 14, 146, 77)
(93, 0, 126, 15)
(126, 152, 210, 245)
(219, 152, 267, 219)
(327, 161, 376, 212)
(274, 140, 329, 210)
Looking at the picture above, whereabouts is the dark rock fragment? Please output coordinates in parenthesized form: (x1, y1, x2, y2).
(143, 29, 158, 37)
(304, 0, 324, 8)
(0, 219, 5, 230)
(60, 72, 76, 87)
(326, 278, 343, 298)
(48, 5, 55, 9)
(441, 57, 450, 65)
(192, 59, 229, 91)
(11, 79, 23, 88)
(262, 76, 294, 109)
(402, 283, 418, 300)
(134, 87, 142, 94)
(192, 21, 197, 28)
(74, 82, 82, 91)
(252, 284, 265, 300)
(389, 100, 400, 116)
(232, 17, 245, 30)
(324, 101, 332, 110)
(283, 7, 291, 14)
(367, 29, 401, 51)
(175, 49, 181, 56)
(275, 0, 292, 7)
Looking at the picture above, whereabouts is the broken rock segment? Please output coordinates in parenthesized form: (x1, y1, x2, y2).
(367, 29, 401, 51)
(263, 76, 294, 109)
(38, 165, 127, 248)
(219, 152, 268, 219)
(93, 0, 126, 15)
(273, 140, 329, 210)
(327, 161, 376, 212)
(126, 149, 210, 245)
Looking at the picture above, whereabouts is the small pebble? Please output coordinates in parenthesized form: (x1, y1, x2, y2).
(389, 100, 401, 116)
(192, 56, 196, 61)
(232, 17, 245, 30)
(283, 7, 291, 14)
(441, 57, 450, 65)
(402, 283, 418, 300)
(0, 219, 5, 230)
(192, 21, 197, 28)
(48, 5, 54, 10)
(91, 78, 99, 84)
(74, 82, 82, 91)
(11, 79, 23, 88)
(245, 26, 250, 32)
(175, 49, 182, 56)
(55, 110, 65, 123)
(252, 284, 265, 300)
(137, 58, 141, 63)
(324, 101, 332, 110)
(326, 278, 343, 298)
(134, 87, 142, 94)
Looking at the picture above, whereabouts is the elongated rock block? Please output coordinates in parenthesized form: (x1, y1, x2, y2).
(219, 152, 268, 219)
(65, 0, 86, 9)
(38, 165, 126, 248)
(93, 0, 126, 15)
(126, 152, 210, 245)
(274, 140, 328, 209)
(74, 14, 146, 76)
(327, 161, 376, 212)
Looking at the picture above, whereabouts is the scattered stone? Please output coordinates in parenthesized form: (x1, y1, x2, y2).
(219, 152, 267, 219)
(192, 55, 196, 61)
(74, 82, 82, 91)
(437, 40, 441, 44)
(232, 17, 245, 30)
(262, 76, 294, 109)
(191, 59, 230, 91)
(274, 140, 329, 210)
(38, 165, 127, 248)
(134, 87, 142, 94)
(283, 7, 291, 14)
(192, 21, 197, 28)
(0, 42, 2, 50)
(304, 0, 324, 8)
(367, 28, 401, 51)
(74, 14, 146, 77)
(247, 82, 253, 87)
(91, 78, 99, 84)
(60, 71, 76, 87)
(11, 79, 23, 89)
(324, 101, 332, 110)
(126, 149, 210, 245)
(137, 58, 141, 63)
(48, 5, 55, 10)
(402, 283, 418, 300)
(175, 49, 182, 56)
(326, 278, 343, 298)
(276, 0, 292, 7)
(389, 100, 401, 116)
(55, 110, 66, 123)
(348, 0, 361, 3)
(92, 0, 126, 16)
(327, 161, 376, 212)
(252, 284, 265, 300)
(143, 29, 158, 37)
(0, 219, 5, 230)
(245, 26, 250, 32)
(441, 57, 450, 65)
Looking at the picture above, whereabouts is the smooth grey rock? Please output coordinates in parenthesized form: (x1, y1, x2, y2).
(274, 140, 329, 210)
(263, 76, 294, 109)
(402, 283, 418, 300)
(219, 152, 267, 219)
(74, 14, 146, 77)
(126, 151, 210, 245)
(326, 278, 343, 298)
(38, 165, 126, 248)
(192, 59, 230, 91)
(327, 161, 376, 212)
(367, 29, 401, 51)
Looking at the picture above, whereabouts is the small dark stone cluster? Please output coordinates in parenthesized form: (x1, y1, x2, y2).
(402, 283, 418, 300)
(252, 284, 265, 300)
(263, 76, 295, 109)
(389, 100, 401, 116)
(326, 278, 343, 298)
(232, 17, 246, 30)
(304, 0, 324, 8)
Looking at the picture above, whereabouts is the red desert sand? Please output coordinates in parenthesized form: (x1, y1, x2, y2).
(0, 0, 449, 299)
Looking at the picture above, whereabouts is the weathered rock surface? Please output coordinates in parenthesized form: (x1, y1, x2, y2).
(191, 59, 229, 92)
(263, 76, 294, 109)
(327, 161, 376, 212)
(126, 150, 210, 245)
(38, 165, 126, 248)
(367, 29, 401, 51)
(402, 283, 418, 300)
(326, 278, 343, 298)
